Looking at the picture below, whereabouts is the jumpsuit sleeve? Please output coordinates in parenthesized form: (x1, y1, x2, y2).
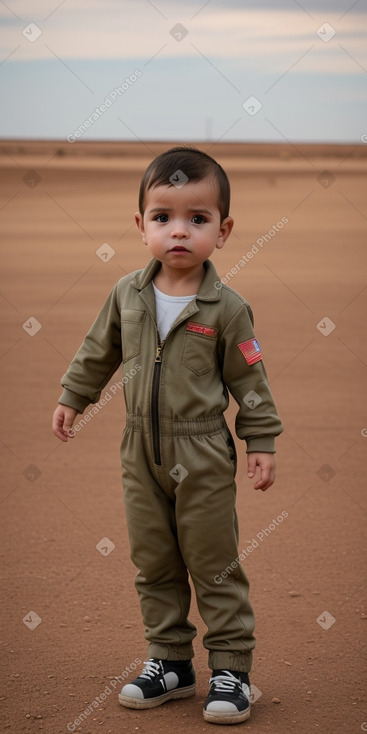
(219, 302, 283, 453)
(58, 284, 122, 413)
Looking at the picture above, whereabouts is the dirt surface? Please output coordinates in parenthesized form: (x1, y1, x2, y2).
(1, 141, 366, 734)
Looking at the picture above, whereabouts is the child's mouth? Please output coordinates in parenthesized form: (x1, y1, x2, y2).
(170, 245, 189, 252)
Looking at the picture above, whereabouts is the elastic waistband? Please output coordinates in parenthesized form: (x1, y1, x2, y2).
(126, 413, 226, 436)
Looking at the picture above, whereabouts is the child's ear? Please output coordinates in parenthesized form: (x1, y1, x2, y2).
(135, 212, 147, 244)
(216, 216, 234, 250)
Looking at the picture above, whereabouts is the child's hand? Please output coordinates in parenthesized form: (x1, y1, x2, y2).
(247, 452, 276, 491)
(52, 404, 78, 442)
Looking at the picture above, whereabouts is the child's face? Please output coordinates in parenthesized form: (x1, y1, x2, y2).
(135, 177, 233, 269)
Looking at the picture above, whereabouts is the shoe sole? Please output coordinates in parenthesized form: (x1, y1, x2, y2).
(203, 706, 251, 725)
(118, 683, 196, 710)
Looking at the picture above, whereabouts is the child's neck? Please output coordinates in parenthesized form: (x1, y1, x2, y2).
(153, 263, 205, 296)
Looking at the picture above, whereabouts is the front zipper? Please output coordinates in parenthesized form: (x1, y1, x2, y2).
(151, 337, 164, 465)
(149, 301, 196, 465)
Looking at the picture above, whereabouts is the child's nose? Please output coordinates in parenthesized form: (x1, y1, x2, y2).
(170, 220, 189, 238)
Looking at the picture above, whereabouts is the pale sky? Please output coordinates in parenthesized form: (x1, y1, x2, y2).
(0, 0, 366, 142)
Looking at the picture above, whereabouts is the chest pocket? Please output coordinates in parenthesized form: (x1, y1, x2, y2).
(182, 332, 217, 376)
(121, 309, 145, 363)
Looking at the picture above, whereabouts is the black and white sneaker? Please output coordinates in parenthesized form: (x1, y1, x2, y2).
(118, 658, 196, 709)
(203, 669, 251, 724)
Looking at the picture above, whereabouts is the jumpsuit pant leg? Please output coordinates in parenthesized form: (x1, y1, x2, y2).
(121, 417, 255, 672)
(121, 424, 197, 661)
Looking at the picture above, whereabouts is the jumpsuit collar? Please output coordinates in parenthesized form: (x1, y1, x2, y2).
(130, 258, 222, 302)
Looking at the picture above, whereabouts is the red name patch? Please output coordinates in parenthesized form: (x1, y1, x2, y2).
(237, 338, 262, 365)
(186, 322, 217, 337)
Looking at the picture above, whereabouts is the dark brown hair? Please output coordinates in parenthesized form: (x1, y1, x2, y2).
(138, 146, 230, 222)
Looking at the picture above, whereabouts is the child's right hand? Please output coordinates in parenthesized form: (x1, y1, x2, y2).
(52, 404, 78, 442)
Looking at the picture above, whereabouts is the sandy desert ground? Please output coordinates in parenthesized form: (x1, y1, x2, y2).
(0, 140, 366, 733)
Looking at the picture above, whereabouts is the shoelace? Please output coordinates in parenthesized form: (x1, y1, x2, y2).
(209, 671, 242, 693)
(139, 659, 162, 681)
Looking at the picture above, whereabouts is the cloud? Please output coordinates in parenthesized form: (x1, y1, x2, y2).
(0, 1, 366, 76)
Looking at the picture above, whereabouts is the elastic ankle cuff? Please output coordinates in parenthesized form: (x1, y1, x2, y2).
(209, 651, 252, 672)
(148, 643, 194, 661)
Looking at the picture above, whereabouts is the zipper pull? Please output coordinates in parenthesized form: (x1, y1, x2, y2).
(155, 337, 165, 362)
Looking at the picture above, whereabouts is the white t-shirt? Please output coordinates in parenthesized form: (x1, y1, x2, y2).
(152, 283, 197, 341)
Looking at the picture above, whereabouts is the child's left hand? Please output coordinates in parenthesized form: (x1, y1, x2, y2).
(247, 452, 276, 491)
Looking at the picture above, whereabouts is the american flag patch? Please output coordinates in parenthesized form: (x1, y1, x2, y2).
(186, 322, 217, 337)
(237, 338, 262, 365)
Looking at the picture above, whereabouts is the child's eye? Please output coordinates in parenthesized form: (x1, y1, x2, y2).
(155, 214, 169, 223)
(191, 214, 206, 224)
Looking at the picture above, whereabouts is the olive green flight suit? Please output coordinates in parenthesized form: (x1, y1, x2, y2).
(59, 258, 283, 672)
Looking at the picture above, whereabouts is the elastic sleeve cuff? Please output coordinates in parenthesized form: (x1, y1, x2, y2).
(58, 388, 91, 414)
(245, 436, 276, 453)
